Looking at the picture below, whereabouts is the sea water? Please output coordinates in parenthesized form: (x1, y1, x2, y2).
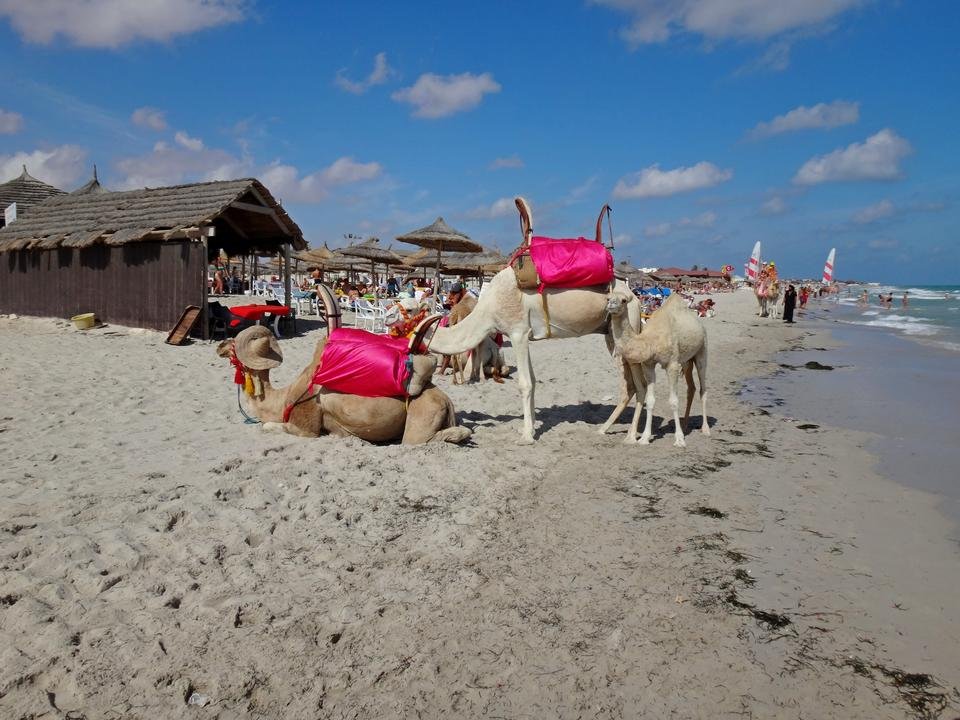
(740, 284, 960, 525)
(832, 284, 960, 354)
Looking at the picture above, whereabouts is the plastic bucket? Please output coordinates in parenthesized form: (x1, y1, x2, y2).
(71, 313, 95, 330)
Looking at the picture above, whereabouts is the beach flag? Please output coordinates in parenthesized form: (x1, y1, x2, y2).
(746, 241, 761, 282)
(822, 247, 835, 284)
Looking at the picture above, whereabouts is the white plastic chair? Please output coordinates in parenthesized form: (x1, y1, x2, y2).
(354, 298, 375, 331)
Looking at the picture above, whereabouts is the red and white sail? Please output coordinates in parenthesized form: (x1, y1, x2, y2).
(746, 241, 762, 282)
(821, 247, 836, 284)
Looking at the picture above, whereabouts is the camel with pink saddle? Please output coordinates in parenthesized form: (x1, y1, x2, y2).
(218, 286, 470, 444)
(426, 197, 641, 443)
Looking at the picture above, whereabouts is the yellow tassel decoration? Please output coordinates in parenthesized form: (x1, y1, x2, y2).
(244, 372, 254, 397)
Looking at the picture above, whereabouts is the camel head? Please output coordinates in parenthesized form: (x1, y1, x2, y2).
(227, 326, 284, 377)
(605, 286, 634, 317)
(384, 297, 428, 329)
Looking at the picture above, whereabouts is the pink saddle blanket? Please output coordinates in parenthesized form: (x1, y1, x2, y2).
(529, 236, 614, 289)
(310, 328, 411, 398)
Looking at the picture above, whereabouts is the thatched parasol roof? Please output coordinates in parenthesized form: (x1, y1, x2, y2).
(335, 237, 403, 264)
(0, 177, 305, 253)
(396, 217, 482, 253)
(0, 166, 66, 219)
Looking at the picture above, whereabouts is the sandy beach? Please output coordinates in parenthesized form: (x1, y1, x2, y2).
(1, 289, 958, 719)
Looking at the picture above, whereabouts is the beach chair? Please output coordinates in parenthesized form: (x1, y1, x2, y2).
(354, 298, 380, 332)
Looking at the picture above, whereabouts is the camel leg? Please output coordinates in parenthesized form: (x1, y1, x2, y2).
(682, 361, 695, 433)
(623, 362, 647, 444)
(636, 364, 657, 445)
(667, 362, 686, 448)
(511, 328, 536, 444)
(600, 356, 635, 435)
(695, 345, 709, 435)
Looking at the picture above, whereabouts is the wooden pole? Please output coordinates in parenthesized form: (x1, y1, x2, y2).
(200, 226, 210, 340)
(283, 245, 292, 308)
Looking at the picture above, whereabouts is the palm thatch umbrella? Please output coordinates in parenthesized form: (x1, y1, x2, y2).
(336, 237, 403, 286)
(396, 217, 482, 289)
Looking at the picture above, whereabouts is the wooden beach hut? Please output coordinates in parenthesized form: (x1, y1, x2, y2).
(0, 178, 305, 336)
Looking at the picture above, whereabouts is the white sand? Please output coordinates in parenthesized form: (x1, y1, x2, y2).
(1, 290, 957, 718)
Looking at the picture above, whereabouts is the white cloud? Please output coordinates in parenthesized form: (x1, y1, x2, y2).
(794, 129, 912, 185)
(0, 108, 24, 134)
(1, 145, 86, 188)
(335, 52, 396, 94)
(643, 211, 716, 237)
(761, 196, 787, 215)
(853, 199, 895, 224)
(131, 107, 167, 131)
(749, 100, 859, 139)
(261, 157, 383, 203)
(392, 72, 501, 119)
(868, 237, 898, 249)
(593, 0, 864, 46)
(0, 0, 246, 48)
(489, 155, 524, 170)
(115, 143, 249, 189)
(174, 131, 204, 151)
(466, 197, 515, 219)
(567, 175, 599, 203)
(613, 161, 732, 199)
(644, 222, 673, 238)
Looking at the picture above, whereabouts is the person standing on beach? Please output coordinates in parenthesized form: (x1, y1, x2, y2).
(902, 292, 909, 308)
(783, 284, 797, 323)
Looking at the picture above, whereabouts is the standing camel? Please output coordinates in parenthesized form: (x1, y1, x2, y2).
(426, 197, 641, 443)
(605, 289, 708, 447)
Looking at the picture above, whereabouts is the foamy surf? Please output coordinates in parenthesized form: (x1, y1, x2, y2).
(843, 313, 941, 336)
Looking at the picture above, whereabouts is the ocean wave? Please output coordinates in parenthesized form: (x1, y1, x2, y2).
(861, 310, 880, 316)
(906, 288, 957, 300)
(850, 314, 941, 336)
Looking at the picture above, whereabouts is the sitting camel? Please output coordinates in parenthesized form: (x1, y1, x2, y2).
(604, 288, 709, 447)
(217, 325, 471, 444)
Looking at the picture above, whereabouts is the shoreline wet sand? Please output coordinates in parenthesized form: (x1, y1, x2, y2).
(1, 289, 958, 719)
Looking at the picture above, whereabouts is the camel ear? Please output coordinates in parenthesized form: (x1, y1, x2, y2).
(216, 338, 235, 358)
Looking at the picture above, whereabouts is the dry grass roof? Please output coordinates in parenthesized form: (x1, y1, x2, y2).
(0, 177, 304, 253)
(0, 167, 66, 219)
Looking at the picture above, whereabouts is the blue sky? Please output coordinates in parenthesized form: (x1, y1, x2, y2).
(1, 0, 957, 283)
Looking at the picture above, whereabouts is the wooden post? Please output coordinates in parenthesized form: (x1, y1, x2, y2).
(283, 244, 292, 307)
(200, 227, 210, 340)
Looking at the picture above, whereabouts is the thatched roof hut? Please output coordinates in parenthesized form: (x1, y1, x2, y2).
(0, 177, 304, 334)
(0, 166, 66, 227)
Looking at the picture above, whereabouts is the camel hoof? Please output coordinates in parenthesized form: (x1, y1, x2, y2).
(674, 436, 687, 448)
(516, 436, 535, 446)
(623, 436, 638, 445)
(702, 427, 711, 436)
(261, 422, 286, 434)
(638, 436, 651, 445)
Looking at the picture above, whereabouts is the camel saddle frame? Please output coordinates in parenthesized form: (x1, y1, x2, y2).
(510, 199, 613, 290)
(509, 198, 615, 337)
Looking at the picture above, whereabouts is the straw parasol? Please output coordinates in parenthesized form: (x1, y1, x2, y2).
(396, 217, 482, 288)
(336, 237, 403, 286)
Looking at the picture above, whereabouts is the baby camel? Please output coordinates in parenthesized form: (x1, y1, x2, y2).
(605, 289, 709, 447)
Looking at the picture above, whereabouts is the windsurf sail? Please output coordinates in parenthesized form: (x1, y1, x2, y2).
(822, 247, 836, 285)
(746, 241, 762, 282)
